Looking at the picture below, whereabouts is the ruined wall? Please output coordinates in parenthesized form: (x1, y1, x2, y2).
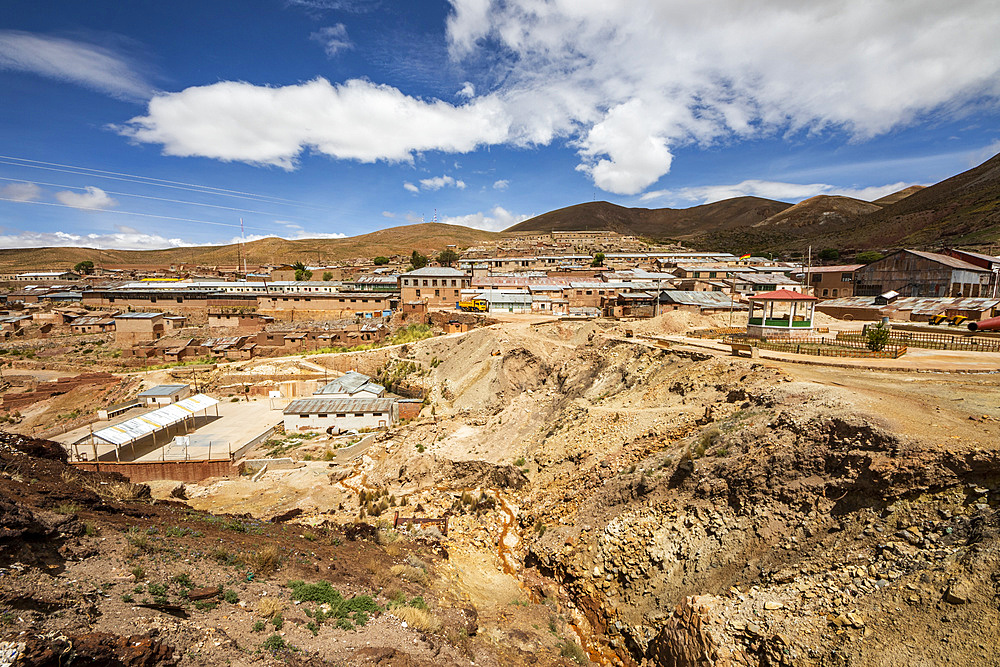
(71, 459, 237, 483)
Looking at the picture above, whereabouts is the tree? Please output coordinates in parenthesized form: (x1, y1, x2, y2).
(410, 250, 429, 270)
(74, 260, 94, 275)
(437, 249, 459, 267)
(373, 256, 390, 265)
(855, 251, 884, 264)
(818, 248, 840, 262)
(322, 271, 333, 281)
(291, 261, 312, 281)
(865, 321, 891, 352)
(591, 252, 605, 267)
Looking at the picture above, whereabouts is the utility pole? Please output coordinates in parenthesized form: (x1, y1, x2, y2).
(805, 246, 812, 296)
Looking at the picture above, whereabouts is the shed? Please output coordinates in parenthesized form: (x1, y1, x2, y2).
(137, 384, 192, 406)
(283, 397, 398, 433)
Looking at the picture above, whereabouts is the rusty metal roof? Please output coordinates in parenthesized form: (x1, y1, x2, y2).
(817, 296, 1000, 314)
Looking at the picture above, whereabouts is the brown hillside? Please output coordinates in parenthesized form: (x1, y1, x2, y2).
(0, 223, 498, 272)
(505, 197, 791, 239)
(872, 185, 926, 206)
(834, 152, 1000, 249)
(754, 195, 882, 229)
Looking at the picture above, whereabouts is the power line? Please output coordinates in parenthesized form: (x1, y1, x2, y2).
(0, 175, 312, 221)
(0, 154, 335, 211)
(0, 196, 280, 233)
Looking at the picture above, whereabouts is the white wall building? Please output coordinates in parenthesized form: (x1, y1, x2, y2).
(283, 397, 398, 433)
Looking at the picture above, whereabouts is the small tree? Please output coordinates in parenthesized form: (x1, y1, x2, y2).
(437, 248, 459, 267)
(591, 252, 605, 267)
(818, 248, 840, 262)
(373, 256, 390, 265)
(74, 260, 94, 275)
(322, 271, 333, 281)
(855, 251, 884, 264)
(410, 250, 429, 270)
(865, 321, 891, 352)
(292, 261, 312, 281)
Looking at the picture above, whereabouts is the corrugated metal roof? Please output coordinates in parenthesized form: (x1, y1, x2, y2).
(284, 397, 396, 414)
(903, 249, 990, 272)
(115, 312, 163, 319)
(93, 394, 219, 446)
(817, 296, 1000, 312)
(402, 267, 468, 277)
(70, 316, 114, 326)
(315, 371, 384, 396)
(659, 290, 745, 307)
(138, 384, 190, 397)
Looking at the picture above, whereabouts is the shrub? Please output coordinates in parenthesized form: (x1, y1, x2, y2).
(865, 321, 891, 352)
(252, 620, 265, 632)
(559, 637, 588, 665)
(223, 589, 239, 604)
(54, 502, 80, 515)
(271, 613, 283, 630)
(257, 597, 284, 619)
(243, 545, 282, 576)
(393, 606, 440, 633)
(261, 634, 286, 653)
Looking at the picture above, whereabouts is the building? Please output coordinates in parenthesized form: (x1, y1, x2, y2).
(69, 315, 116, 334)
(746, 289, 817, 337)
(853, 250, 993, 298)
(257, 291, 396, 321)
(730, 272, 805, 296)
(399, 267, 472, 308)
(796, 265, 863, 299)
(314, 371, 386, 398)
(283, 397, 398, 433)
(459, 289, 532, 314)
(816, 296, 1000, 322)
(12, 271, 80, 282)
(137, 384, 192, 406)
(114, 312, 165, 345)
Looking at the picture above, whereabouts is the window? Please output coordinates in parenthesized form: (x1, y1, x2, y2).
(812, 274, 822, 282)
(299, 414, 308, 419)
(841, 273, 853, 282)
(435, 289, 440, 297)
(432, 279, 438, 287)
(451, 280, 457, 287)
(373, 412, 383, 417)
(422, 280, 428, 287)
(832, 289, 839, 297)
(416, 289, 421, 296)
(318, 413, 327, 418)
(822, 289, 829, 296)
(336, 413, 346, 418)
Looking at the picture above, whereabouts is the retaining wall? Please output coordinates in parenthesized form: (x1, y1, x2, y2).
(72, 459, 237, 483)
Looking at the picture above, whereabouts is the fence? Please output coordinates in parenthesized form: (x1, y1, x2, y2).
(836, 328, 1000, 353)
(722, 334, 907, 359)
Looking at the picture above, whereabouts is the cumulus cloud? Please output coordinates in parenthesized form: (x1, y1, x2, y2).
(641, 179, 918, 205)
(117, 78, 511, 168)
(419, 175, 466, 190)
(441, 205, 530, 231)
(233, 230, 347, 243)
(114, 2, 1000, 194)
(492, 179, 509, 190)
(0, 182, 42, 202)
(310, 24, 353, 57)
(446, 0, 1000, 193)
(403, 182, 419, 193)
(0, 226, 191, 250)
(0, 30, 154, 101)
(54, 186, 117, 210)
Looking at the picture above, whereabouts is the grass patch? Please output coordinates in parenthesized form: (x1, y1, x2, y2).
(261, 634, 286, 653)
(393, 606, 441, 633)
(53, 502, 80, 515)
(285, 580, 381, 631)
(243, 545, 283, 576)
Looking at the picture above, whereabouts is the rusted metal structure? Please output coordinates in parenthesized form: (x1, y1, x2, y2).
(968, 315, 1000, 332)
(854, 250, 993, 298)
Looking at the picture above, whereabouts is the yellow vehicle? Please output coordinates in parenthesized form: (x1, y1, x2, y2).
(929, 314, 948, 325)
(458, 299, 488, 312)
(948, 315, 968, 326)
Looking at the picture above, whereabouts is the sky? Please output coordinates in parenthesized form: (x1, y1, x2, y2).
(1, 0, 999, 250)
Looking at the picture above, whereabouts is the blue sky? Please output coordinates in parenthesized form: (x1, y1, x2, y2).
(1, 0, 999, 249)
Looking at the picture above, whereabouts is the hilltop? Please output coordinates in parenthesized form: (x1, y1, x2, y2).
(506, 197, 791, 240)
(0, 223, 499, 272)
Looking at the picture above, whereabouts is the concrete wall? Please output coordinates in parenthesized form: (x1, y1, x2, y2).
(72, 459, 237, 483)
(284, 407, 394, 432)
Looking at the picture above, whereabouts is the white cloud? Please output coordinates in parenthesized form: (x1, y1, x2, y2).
(286, 0, 376, 14)
(441, 205, 529, 231)
(0, 30, 154, 101)
(458, 81, 475, 98)
(492, 179, 509, 190)
(310, 24, 353, 57)
(641, 179, 918, 205)
(0, 227, 191, 250)
(446, 0, 1000, 193)
(403, 182, 419, 193)
(419, 175, 466, 190)
(233, 230, 347, 243)
(54, 186, 117, 210)
(382, 211, 397, 218)
(118, 78, 511, 168)
(0, 182, 42, 202)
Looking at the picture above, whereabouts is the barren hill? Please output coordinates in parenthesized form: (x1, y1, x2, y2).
(872, 185, 926, 206)
(0, 223, 499, 272)
(754, 195, 882, 229)
(505, 197, 791, 239)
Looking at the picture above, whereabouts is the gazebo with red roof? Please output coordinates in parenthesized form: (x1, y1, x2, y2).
(746, 289, 818, 337)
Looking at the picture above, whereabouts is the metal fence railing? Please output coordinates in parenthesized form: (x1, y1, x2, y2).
(721, 334, 907, 359)
(836, 328, 1000, 353)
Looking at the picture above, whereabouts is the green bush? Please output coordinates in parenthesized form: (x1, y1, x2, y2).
(865, 322, 891, 352)
(261, 634, 286, 652)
